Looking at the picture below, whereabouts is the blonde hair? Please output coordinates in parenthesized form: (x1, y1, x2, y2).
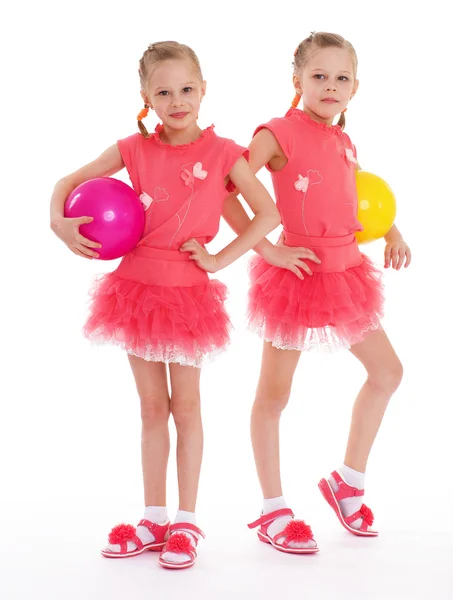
(137, 41, 203, 138)
(292, 32, 358, 130)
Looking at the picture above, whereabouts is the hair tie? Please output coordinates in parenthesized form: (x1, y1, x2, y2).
(137, 105, 149, 121)
(291, 93, 301, 108)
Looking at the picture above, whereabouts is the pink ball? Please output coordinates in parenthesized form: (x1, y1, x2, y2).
(64, 178, 145, 260)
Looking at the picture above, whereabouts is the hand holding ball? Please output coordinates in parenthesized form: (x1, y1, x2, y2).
(64, 178, 145, 260)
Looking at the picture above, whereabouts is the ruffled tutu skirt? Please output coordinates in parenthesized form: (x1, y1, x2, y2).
(83, 246, 231, 367)
(247, 232, 384, 352)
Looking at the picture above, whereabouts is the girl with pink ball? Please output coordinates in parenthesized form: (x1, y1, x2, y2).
(64, 177, 146, 260)
(49, 40, 279, 569)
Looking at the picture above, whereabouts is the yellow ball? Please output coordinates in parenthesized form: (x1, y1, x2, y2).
(355, 171, 397, 244)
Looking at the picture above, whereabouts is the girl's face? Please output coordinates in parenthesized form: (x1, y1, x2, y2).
(142, 59, 206, 130)
(294, 47, 358, 125)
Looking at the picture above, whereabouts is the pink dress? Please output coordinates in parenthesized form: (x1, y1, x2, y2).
(84, 124, 247, 367)
(248, 108, 384, 351)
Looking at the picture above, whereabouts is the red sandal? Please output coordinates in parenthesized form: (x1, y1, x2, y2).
(101, 519, 170, 558)
(318, 471, 378, 537)
(248, 508, 319, 554)
(158, 523, 205, 569)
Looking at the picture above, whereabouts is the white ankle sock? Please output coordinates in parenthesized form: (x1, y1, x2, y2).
(144, 505, 169, 523)
(263, 496, 316, 549)
(106, 505, 168, 553)
(329, 465, 365, 529)
(263, 496, 288, 514)
(160, 510, 199, 565)
(174, 509, 197, 526)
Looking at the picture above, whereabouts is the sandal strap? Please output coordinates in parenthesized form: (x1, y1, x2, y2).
(345, 513, 370, 532)
(344, 510, 363, 526)
(344, 504, 374, 529)
(114, 535, 144, 553)
(138, 518, 157, 532)
(138, 519, 169, 541)
(331, 471, 364, 501)
(247, 508, 294, 529)
(130, 535, 144, 551)
(169, 522, 205, 539)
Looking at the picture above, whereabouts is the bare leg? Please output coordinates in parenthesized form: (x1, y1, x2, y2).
(104, 357, 170, 555)
(128, 356, 170, 506)
(158, 363, 203, 567)
(345, 329, 403, 472)
(323, 329, 403, 532)
(249, 343, 317, 550)
(168, 363, 202, 513)
(251, 342, 301, 498)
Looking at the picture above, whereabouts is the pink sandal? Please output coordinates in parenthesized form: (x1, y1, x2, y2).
(158, 523, 205, 570)
(248, 508, 319, 554)
(318, 471, 378, 537)
(101, 519, 170, 558)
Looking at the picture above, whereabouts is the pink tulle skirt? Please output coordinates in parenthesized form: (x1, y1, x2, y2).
(247, 233, 384, 352)
(83, 247, 231, 367)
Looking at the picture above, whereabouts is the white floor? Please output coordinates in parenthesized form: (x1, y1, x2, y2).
(3, 515, 452, 600)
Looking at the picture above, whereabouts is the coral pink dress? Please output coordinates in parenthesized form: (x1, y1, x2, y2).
(84, 124, 247, 367)
(248, 108, 384, 351)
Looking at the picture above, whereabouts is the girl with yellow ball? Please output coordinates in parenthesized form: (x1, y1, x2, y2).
(355, 169, 410, 270)
(224, 32, 411, 552)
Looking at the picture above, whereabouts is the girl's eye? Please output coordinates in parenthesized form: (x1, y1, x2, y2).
(338, 76, 349, 81)
(159, 91, 169, 96)
(314, 74, 324, 79)
(183, 87, 193, 93)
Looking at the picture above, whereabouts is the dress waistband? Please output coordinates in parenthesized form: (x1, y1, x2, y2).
(115, 245, 208, 287)
(282, 231, 362, 273)
(133, 245, 192, 261)
(283, 231, 357, 248)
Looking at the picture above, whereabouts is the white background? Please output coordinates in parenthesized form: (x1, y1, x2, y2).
(2, 0, 452, 598)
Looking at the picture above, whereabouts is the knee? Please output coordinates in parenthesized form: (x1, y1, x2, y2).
(140, 394, 170, 427)
(170, 393, 201, 430)
(254, 383, 291, 417)
(369, 359, 403, 395)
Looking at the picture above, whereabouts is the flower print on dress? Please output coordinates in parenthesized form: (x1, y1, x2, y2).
(180, 162, 208, 186)
(140, 187, 170, 210)
(294, 170, 323, 235)
(169, 162, 208, 248)
(294, 174, 309, 193)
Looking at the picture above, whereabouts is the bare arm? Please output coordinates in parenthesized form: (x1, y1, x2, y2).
(222, 194, 276, 261)
(50, 144, 124, 258)
(384, 223, 403, 243)
(50, 144, 124, 223)
(222, 128, 284, 260)
(213, 156, 280, 270)
(180, 155, 280, 271)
